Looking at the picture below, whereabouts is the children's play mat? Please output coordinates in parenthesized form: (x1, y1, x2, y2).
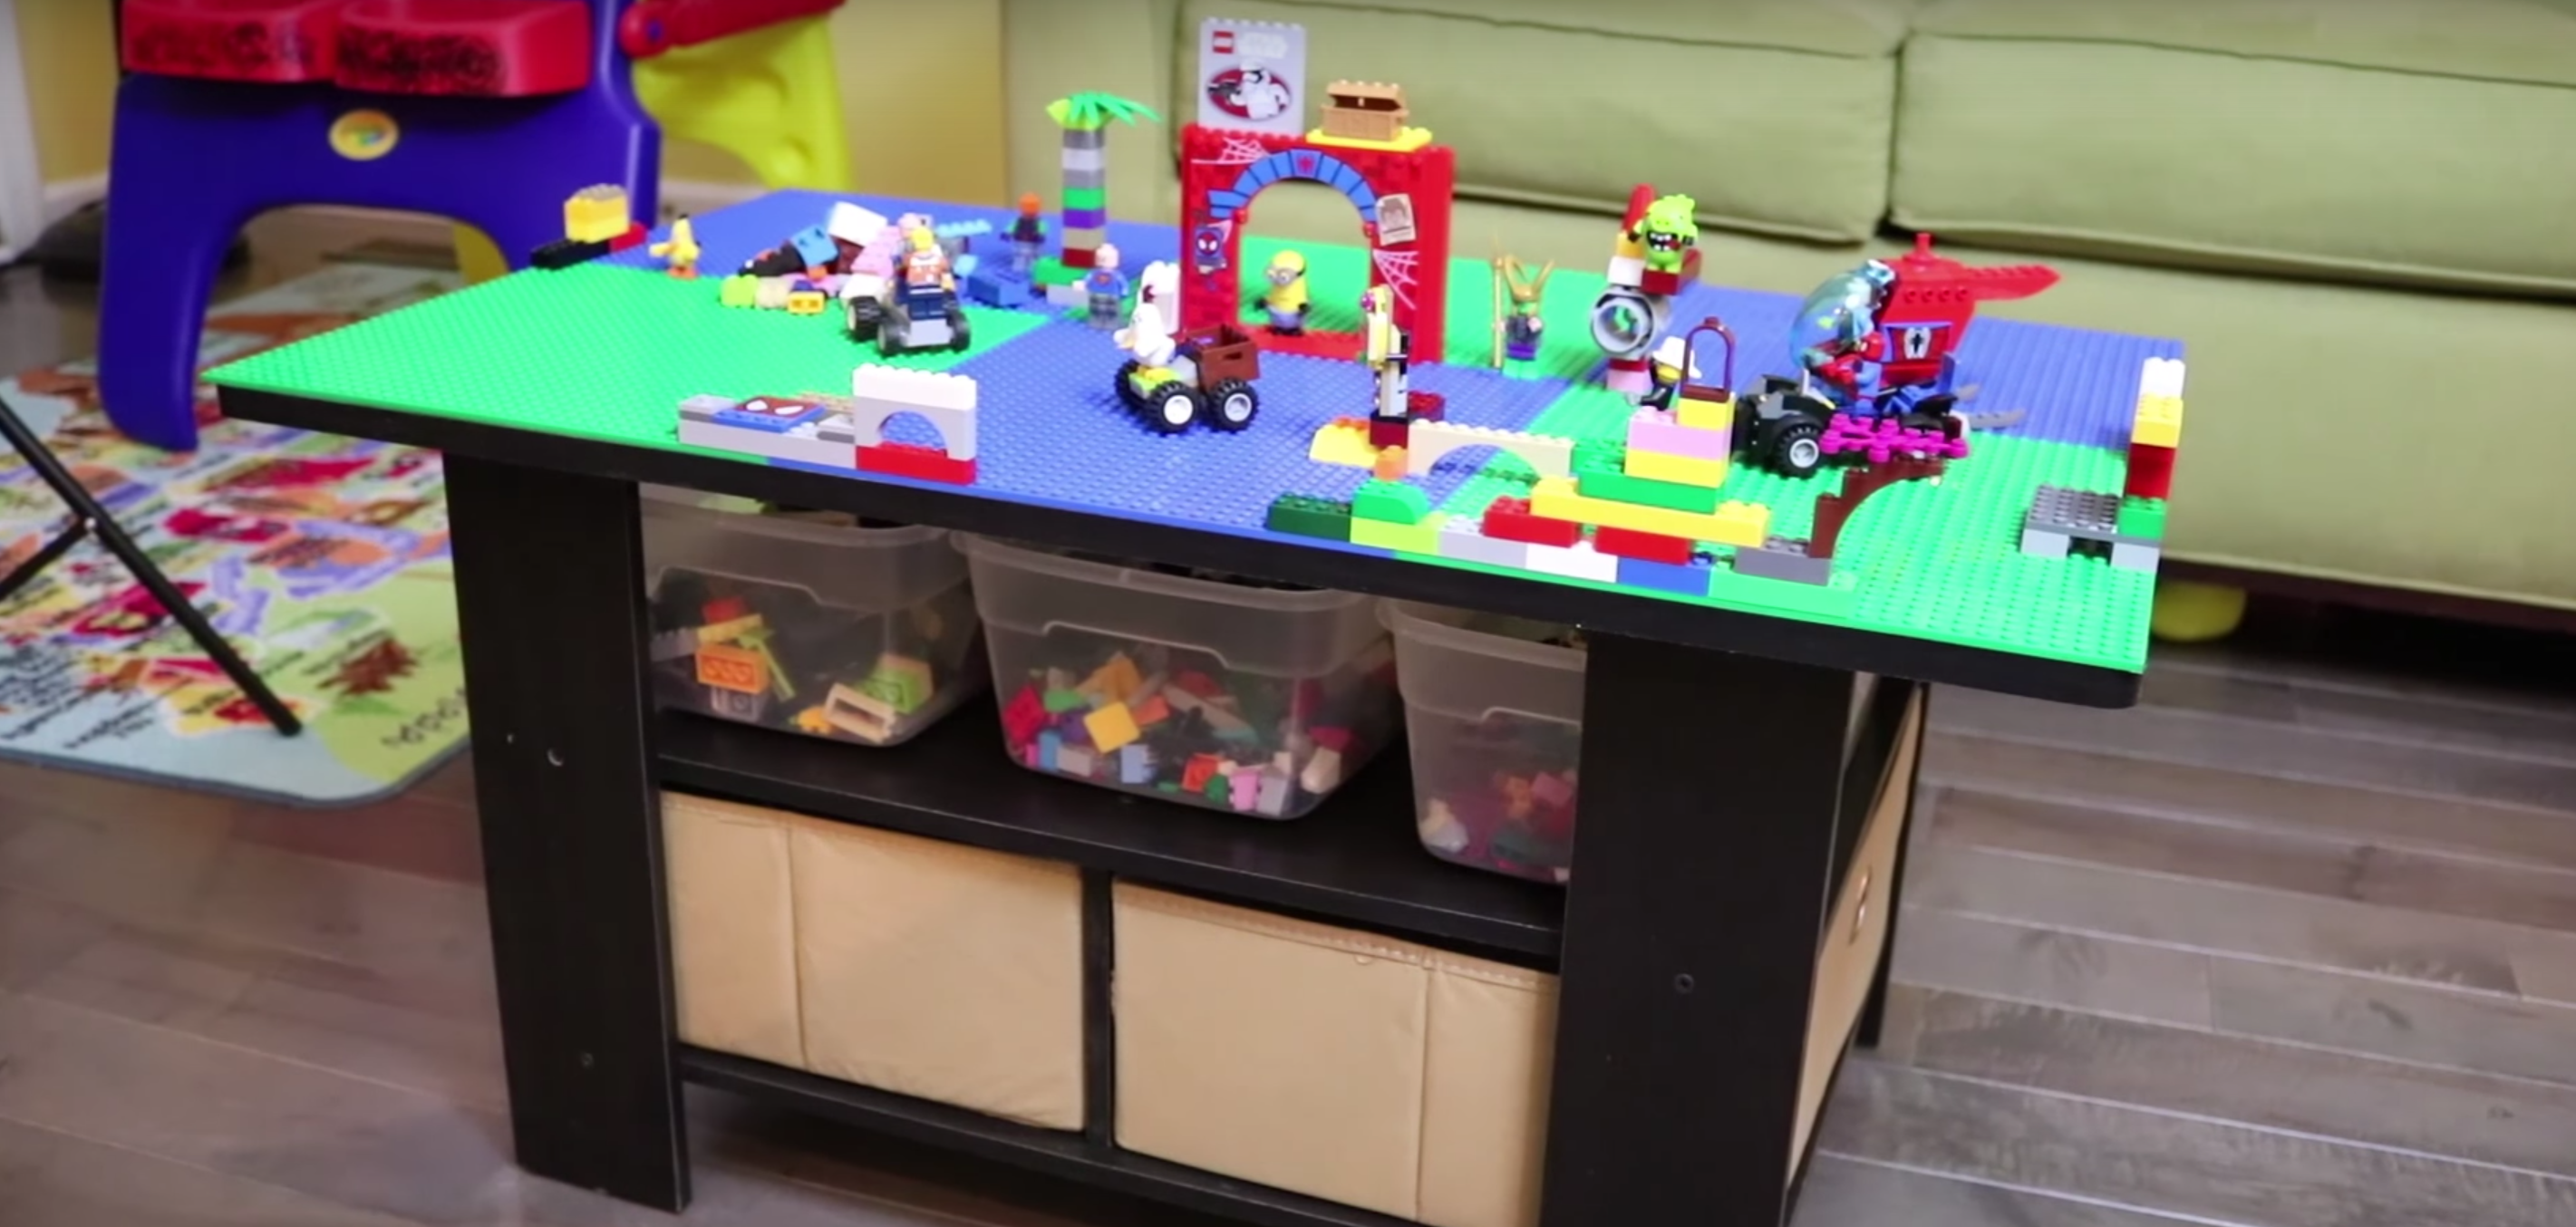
(0, 263, 469, 806)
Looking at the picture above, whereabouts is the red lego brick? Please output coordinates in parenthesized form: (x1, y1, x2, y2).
(857, 442, 977, 486)
(608, 222, 650, 253)
(1002, 685, 1048, 747)
(1593, 525, 1694, 564)
(1405, 391, 1446, 421)
(702, 595, 751, 623)
(1482, 497, 1583, 547)
(1060, 247, 1098, 270)
(2123, 442, 2174, 500)
(1368, 418, 1411, 449)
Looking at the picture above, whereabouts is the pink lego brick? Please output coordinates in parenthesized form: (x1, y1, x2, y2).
(1626, 408, 1731, 460)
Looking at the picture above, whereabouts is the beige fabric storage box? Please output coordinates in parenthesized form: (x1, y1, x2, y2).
(662, 793, 1087, 1130)
(1112, 884, 1556, 1227)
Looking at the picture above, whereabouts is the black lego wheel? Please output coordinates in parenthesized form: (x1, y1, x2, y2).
(846, 297, 883, 342)
(946, 305, 972, 352)
(1769, 418, 1826, 478)
(1138, 382, 1199, 434)
(1204, 379, 1259, 431)
(1113, 360, 1146, 410)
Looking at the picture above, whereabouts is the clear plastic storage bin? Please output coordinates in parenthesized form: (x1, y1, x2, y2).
(642, 488, 983, 746)
(1384, 602, 1583, 883)
(957, 536, 1397, 819)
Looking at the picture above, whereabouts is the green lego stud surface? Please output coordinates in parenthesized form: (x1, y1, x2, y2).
(1351, 478, 1433, 525)
(211, 265, 1049, 451)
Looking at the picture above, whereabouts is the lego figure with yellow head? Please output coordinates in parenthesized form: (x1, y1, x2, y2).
(902, 226, 952, 290)
(1262, 250, 1310, 334)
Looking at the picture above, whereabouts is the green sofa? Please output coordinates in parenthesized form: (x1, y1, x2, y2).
(1001, 0, 2576, 625)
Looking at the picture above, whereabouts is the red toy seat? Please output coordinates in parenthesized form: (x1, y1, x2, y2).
(121, 0, 355, 83)
(332, 0, 592, 97)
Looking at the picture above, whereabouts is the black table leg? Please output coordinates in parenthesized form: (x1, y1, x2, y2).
(1855, 685, 1929, 1049)
(444, 456, 687, 1210)
(1539, 636, 1854, 1227)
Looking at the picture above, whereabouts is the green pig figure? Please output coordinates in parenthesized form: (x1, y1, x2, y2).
(1632, 194, 1700, 275)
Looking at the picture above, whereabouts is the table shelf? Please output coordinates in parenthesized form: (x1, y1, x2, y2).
(654, 703, 1565, 962)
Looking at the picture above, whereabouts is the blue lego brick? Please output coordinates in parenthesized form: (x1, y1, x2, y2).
(967, 265, 1036, 307)
(789, 226, 838, 268)
(1617, 555, 1714, 596)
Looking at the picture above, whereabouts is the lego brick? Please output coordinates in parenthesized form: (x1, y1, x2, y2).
(1264, 494, 1352, 542)
(1351, 478, 1432, 525)
(1405, 420, 1574, 481)
(1622, 448, 1728, 488)
(856, 442, 976, 486)
(2019, 527, 2072, 560)
(1625, 409, 1730, 461)
(1530, 476, 1768, 548)
(1674, 394, 1732, 432)
(1306, 418, 1379, 469)
(532, 237, 610, 270)
(1703, 567, 1861, 619)
(2110, 541, 2163, 574)
(1350, 515, 1441, 555)
(678, 393, 736, 423)
(1368, 418, 1411, 450)
(2125, 441, 2175, 500)
(1060, 186, 1107, 212)
(846, 365, 978, 460)
(828, 201, 887, 245)
(1574, 461, 1723, 516)
(1045, 281, 1089, 307)
(1481, 496, 1583, 547)
(1616, 556, 1711, 596)
(2026, 485, 2123, 540)
(2139, 356, 2187, 401)
(2116, 497, 2166, 540)
(1059, 146, 1106, 174)
(1592, 524, 1693, 565)
(679, 417, 856, 470)
(1433, 515, 1529, 570)
(2131, 393, 2184, 449)
(1734, 537, 1833, 586)
(1524, 539, 1619, 584)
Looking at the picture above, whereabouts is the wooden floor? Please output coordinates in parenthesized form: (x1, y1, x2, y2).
(8, 227, 2576, 1225)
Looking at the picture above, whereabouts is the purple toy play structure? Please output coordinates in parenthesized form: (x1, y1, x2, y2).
(98, 0, 660, 451)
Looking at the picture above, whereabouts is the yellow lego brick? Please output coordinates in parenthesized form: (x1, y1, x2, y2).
(1307, 417, 1380, 469)
(1674, 395, 1734, 432)
(1304, 126, 1436, 152)
(2131, 393, 2184, 449)
(1351, 515, 1443, 555)
(1623, 449, 1729, 488)
(1083, 701, 1142, 754)
(1529, 477, 1770, 547)
(564, 184, 631, 244)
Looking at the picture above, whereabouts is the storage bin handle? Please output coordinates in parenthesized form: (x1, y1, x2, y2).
(1475, 703, 1582, 729)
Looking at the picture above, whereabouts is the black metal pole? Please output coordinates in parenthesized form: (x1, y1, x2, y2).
(0, 517, 88, 602)
(442, 456, 688, 1209)
(0, 396, 301, 734)
(1538, 636, 1854, 1227)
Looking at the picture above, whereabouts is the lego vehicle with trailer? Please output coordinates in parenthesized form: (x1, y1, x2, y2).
(1114, 324, 1264, 434)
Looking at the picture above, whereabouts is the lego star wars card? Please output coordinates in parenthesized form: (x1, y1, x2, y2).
(1196, 18, 1308, 136)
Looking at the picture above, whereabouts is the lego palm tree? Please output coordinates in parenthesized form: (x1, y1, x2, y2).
(1039, 92, 1158, 287)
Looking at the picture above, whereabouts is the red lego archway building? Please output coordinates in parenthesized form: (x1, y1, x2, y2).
(1177, 122, 1454, 362)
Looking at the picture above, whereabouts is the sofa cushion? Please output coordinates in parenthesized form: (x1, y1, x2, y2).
(1893, 0, 2576, 297)
(1170, 0, 1910, 243)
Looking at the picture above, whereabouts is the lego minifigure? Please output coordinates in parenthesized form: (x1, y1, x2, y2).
(1362, 284, 1409, 425)
(1262, 250, 1309, 334)
(1008, 193, 1047, 274)
(1641, 333, 1700, 411)
(650, 215, 702, 279)
(1632, 194, 1699, 276)
(1497, 254, 1553, 362)
(1083, 243, 1131, 329)
(1792, 259, 1897, 405)
(901, 226, 953, 289)
(1114, 261, 1181, 367)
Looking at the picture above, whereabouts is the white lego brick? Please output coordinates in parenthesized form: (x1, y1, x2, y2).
(678, 418, 857, 470)
(1604, 254, 1645, 287)
(678, 393, 735, 422)
(828, 201, 887, 246)
(1046, 281, 1088, 308)
(1433, 515, 1530, 570)
(1059, 146, 1106, 174)
(2110, 541, 2163, 574)
(1405, 420, 1576, 481)
(2139, 356, 2186, 401)
(846, 366, 980, 461)
(839, 272, 886, 302)
(2019, 527, 2072, 559)
(1524, 539, 1619, 584)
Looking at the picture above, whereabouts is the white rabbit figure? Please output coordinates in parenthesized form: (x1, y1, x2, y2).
(1116, 260, 1183, 368)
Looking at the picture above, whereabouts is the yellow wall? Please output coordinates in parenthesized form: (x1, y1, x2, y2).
(7, 0, 1005, 201)
(15, 0, 118, 184)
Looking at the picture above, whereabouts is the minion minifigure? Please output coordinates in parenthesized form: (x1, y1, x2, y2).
(1262, 250, 1310, 335)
